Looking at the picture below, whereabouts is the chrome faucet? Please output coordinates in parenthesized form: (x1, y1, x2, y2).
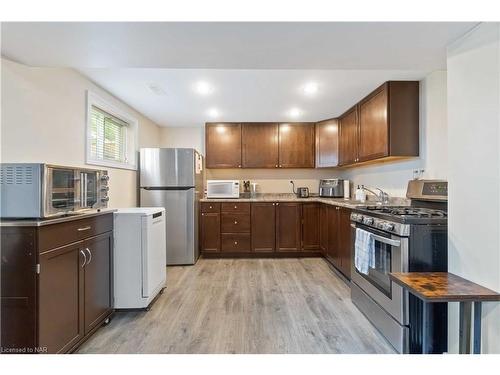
(362, 186, 390, 205)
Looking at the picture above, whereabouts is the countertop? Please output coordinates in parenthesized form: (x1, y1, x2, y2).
(200, 193, 409, 209)
(389, 272, 500, 302)
(0, 208, 117, 227)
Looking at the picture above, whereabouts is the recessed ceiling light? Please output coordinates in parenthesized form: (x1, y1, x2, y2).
(195, 81, 214, 96)
(302, 82, 319, 96)
(288, 107, 302, 118)
(208, 108, 220, 118)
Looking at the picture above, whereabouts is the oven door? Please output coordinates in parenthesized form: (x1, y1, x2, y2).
(44, 166, 79, 216)
(351, 223, 409, 324)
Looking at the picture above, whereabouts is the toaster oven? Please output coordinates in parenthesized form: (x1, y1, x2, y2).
(0, 163, 110, 218)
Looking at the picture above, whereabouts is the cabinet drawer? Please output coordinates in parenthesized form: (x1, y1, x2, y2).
(221, 233, 251, 252)
(221, 213, 250, 233)
(221, 202, 250, 213)
(39, 214, 113, 253)
(201, 202, 221, 213)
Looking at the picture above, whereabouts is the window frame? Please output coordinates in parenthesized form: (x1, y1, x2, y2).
(86, 91, 138, 171)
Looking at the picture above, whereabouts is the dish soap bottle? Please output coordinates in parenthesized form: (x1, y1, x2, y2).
(355, 185, 366, 202)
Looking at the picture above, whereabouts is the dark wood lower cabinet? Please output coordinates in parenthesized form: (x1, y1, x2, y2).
(83, 233, 113, 334)
(337, 207, 352, 279)
(251, 203, 276, 252)
(320, 204, 328, 256)
(200, 212, 221, 252)
(0, 213, 114, 354)
(302, 203, 320, 251)
(327, 206, 340, 266)
(39, 242, 84, 354)
(276, 203, 302, 252)
(325, 205, 352, 279)
(200, 202, 348, 264)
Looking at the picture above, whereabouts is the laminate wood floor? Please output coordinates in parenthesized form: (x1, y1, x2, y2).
(78, 258, 395, 354)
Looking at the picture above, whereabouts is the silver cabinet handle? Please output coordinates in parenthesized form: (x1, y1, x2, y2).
(209, 205, 213, 209)
(275, 165, 278, 168)
(276, 203, 279, 206)
(77, 226, 91, 232)
(234, 205, 237, 209)
(234, 221, 238, 224)
(234, 241, 238, 245)
(80, 249, 87, 268)
(85, 248, 92, 265)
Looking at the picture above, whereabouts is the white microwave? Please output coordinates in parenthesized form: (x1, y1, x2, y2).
(206, 180, 240, 199)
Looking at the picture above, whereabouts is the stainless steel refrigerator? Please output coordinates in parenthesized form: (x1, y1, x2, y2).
(139, 148, 203, 265)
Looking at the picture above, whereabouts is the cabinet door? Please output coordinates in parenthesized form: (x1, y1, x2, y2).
(276, 203, 302, 251)
(315, 119, 339, 167)
(39, 242, 84, 353)
(205, 123, 242, 168)
(326, 206, 340, 267)
(302, 203, 320, 251)
(200, 212, 220, 252)
(319, 204, 328, 256)
(337, 207, 352, 279)
(84, 232, 113, 334)
(278, 123, 315, 168)
(251, 203, 276, 252)
(358, 84, 389, 161)
(339, 106, 359, 166)
(242, 123, 279, 168)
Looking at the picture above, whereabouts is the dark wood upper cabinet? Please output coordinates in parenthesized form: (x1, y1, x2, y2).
(251, 203, 276, 252)
(83, 232, 113, 334)
(276, 202, 302, 251)
(205, 123, 242, 168)
(39, 242, 84, 354)
(302, 203, 320, 251)
(278, 123, 315, 168)
(338, 106, 359, 166)
(358, 84, 389, 161)
(339, 81, 419, 166)
(315, 118, 339, 168)
(242, 123, 279, 168)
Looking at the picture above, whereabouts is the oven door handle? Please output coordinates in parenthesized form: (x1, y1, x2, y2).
(350, 223, 401, 247)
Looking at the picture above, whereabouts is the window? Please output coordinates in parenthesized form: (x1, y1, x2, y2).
(86, 91, 138, 170)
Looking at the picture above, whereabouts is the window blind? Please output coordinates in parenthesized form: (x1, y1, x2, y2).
(90, 105, 128, 164)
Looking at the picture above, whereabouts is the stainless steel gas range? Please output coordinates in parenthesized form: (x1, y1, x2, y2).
(350, 179, 448, 354)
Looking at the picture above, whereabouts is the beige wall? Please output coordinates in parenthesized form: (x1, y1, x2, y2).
(447, 23, 500, 354)
(342, 71, 448, 197)
(1, 58, 161, 208)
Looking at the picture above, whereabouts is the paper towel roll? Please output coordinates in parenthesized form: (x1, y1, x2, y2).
(343, 180, 350, 199)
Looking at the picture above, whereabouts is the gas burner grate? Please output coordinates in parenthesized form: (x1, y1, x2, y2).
(365, 206, 447, 218)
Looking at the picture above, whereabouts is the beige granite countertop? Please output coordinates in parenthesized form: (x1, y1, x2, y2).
(201, 193, 409, 209)
(0, 208, 117, 227)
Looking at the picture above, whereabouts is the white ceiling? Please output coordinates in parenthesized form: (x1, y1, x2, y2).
(1, 22, 476, 127)
(80, 68, 427, 127)
(1, 22, 476, 70)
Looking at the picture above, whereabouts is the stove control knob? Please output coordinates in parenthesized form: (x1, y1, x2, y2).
(356, 215, 364, 222)
(363, 217, 374, 225)
(383, 223, 395, 231)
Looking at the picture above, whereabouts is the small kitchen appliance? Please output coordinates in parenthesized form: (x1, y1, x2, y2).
(319, 179, 344, 198)
(0, 163, 109, 218)
(206, 180, 240, 199)
(290, 181, 309, 198)
(113, 207, 166, 309)
(350, 179, 448, 354)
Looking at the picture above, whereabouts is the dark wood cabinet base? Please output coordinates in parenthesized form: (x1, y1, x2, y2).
(203, 251, 323, 258)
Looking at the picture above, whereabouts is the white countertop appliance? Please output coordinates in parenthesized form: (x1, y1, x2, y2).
(206, 180, 240, 199)
(113, 207, 166, 309)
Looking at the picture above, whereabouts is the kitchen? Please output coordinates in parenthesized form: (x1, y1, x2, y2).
(0, 10, 499, 373)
